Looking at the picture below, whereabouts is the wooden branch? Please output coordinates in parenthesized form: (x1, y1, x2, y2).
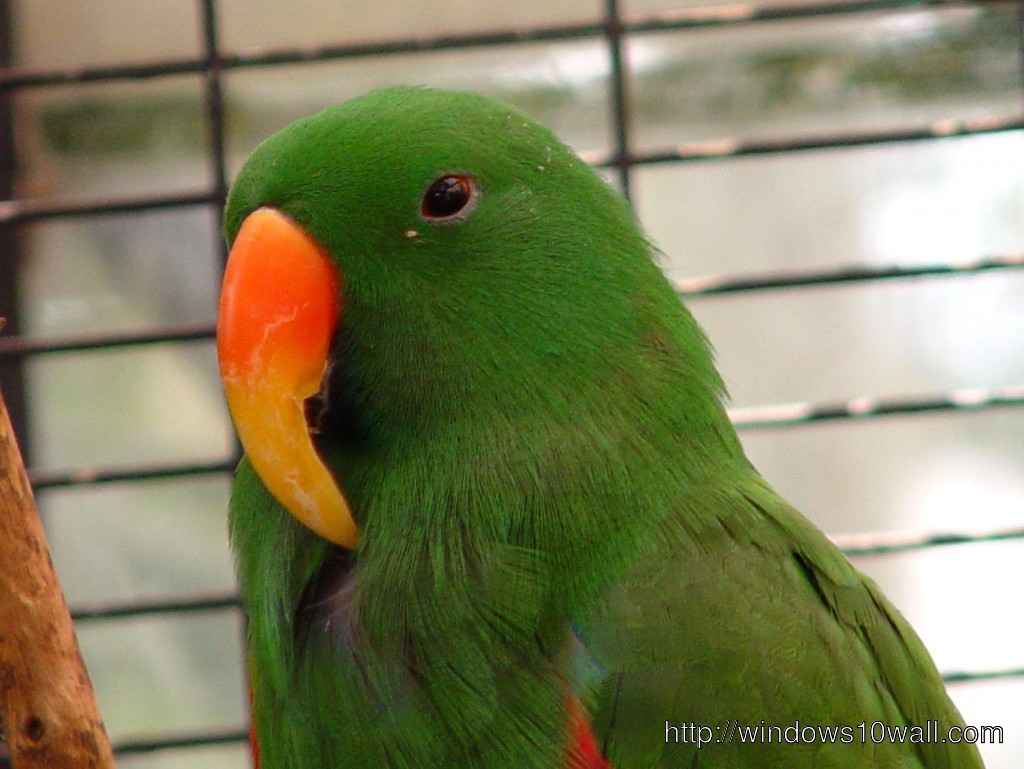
(0, 383, 116, 768)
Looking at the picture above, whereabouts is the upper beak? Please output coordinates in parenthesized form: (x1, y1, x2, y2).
(217, 207, 358, 549)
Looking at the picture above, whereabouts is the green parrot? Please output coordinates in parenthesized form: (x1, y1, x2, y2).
(216, 86, 983, 769)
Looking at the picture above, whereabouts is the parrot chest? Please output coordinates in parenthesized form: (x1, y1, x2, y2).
(252, 544, 605, 769)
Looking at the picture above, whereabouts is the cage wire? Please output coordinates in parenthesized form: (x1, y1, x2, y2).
(1, 0, 1023, 766)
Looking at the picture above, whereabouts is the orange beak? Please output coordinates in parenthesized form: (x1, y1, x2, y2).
(217, 207, 358, 549)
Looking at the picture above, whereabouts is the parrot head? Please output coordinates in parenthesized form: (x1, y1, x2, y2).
(217, 86, 731, 556)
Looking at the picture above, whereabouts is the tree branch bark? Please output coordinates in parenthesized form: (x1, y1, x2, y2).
(0, 382, 116, 768)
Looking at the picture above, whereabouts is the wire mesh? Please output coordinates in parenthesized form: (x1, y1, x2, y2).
(1, 0, 1022, 764)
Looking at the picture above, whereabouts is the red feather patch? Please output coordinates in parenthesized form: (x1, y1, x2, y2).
(250, 721, 261, 769)
(565, 698, 612, 769)
(249, 687, 260, 769)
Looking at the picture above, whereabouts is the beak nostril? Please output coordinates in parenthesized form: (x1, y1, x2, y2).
(303, 358, 336, 435)
(304, 393, 325, 435)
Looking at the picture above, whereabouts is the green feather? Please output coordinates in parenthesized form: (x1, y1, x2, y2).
(225, 86, 983, 769)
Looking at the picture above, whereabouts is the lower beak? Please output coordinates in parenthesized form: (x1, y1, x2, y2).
(217, 207, 358, 549)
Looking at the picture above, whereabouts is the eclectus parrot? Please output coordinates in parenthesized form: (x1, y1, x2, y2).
(216, 87, 983, 769)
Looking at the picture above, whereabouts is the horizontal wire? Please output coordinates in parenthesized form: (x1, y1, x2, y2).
(676, 253, 1024, 295)
(628, 0, 1013, 28)
(0, 0, 1008, 91)
(28, 458, 233, 489)
(71, 592, 240, 622)
(835, 526, 1024, 556)
(113, 727, 249, 757)
(728, 384, 1024, 429)
(0, 189, 214, 225)
(943, 667, 1024, 684)
(586, 115, 1024, 167)
(0, 56, 207, 90)
(0, 321, 216, 358)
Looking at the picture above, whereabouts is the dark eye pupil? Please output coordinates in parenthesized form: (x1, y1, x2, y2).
(421, 175, 472, 219)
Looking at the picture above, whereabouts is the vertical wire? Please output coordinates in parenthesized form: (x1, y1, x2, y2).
(604, 0, 633, 200)
(0, 0, 29, 467)
(198, 1, 251, 760)
(1017, 0, 1024, 118)
(198, 0, 239, 466)
(199, 0, 229, 259)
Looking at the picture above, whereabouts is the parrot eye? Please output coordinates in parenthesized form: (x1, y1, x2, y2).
(420, 174, 478, 223)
